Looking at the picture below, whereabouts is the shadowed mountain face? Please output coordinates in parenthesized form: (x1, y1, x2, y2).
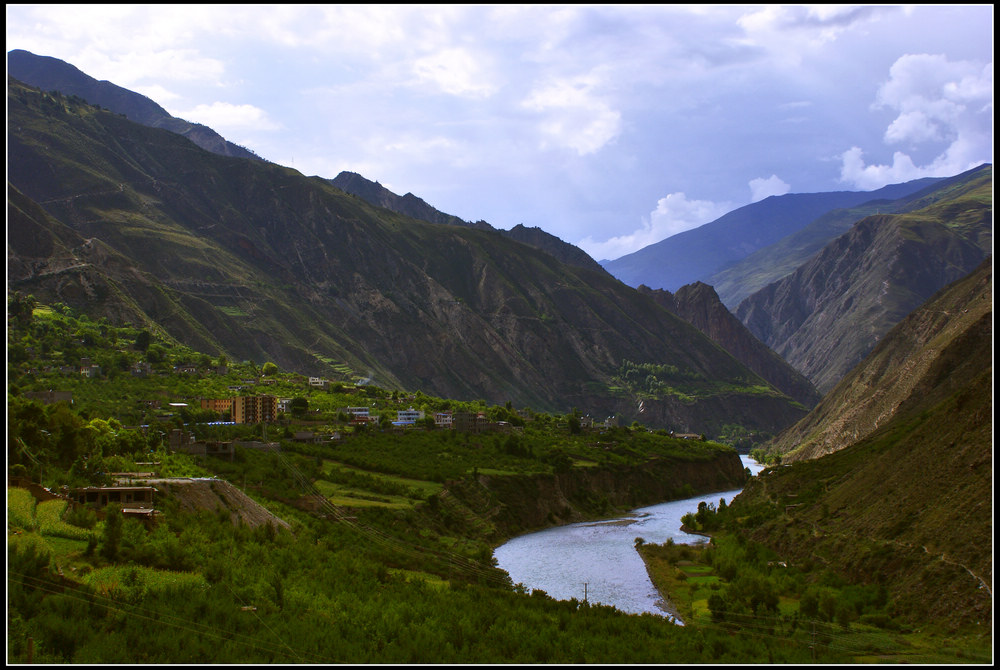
(765, 257, 992, 463)
(7, 75, 807, 436)
(733, 259, 992, 629)
(637, 282, 820, 408)
(734, 167, 991, 395)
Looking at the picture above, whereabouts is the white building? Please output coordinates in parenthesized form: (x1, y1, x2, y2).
(396, 408, 424, 423)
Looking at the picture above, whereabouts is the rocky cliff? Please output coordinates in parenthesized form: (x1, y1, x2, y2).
(736, 168, 992, 394)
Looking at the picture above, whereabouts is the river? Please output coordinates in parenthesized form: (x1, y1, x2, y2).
(492, 454, 764, 621)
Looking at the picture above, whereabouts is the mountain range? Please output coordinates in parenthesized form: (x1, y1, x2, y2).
(6, 48, 991, 444)
(735, 167, 991, 394)
(6, 72, 807, 439)
(600, 178, 943, 296)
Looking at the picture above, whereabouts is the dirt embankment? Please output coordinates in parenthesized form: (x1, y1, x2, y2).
(444, 450, 747, 541)
(151, 478, 290, 530)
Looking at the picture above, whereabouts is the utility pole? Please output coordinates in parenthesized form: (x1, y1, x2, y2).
(583, 582, 588, 604)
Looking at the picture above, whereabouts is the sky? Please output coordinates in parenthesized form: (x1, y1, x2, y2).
(6, 4, 994, 261)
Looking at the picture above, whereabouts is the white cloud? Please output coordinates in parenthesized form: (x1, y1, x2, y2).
(577, 192, 732, 260)
(175, 102, 282, 133)
(412, 48, 498, 99)
(520, 74, 622, 155)
(748, 175, 791, 202)
(840, 54, 993, 189)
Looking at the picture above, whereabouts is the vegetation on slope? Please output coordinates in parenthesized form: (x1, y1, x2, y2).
(7, 285, 986, 663)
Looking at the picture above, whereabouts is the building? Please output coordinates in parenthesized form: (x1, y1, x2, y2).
(201, 397, 234, 413)
(309, 377, 330, 389)
(434, 411, 453, 429)
(231, 395, 278, 424)
(454, 411, 491, 433)
(72, 486, 156, 509)
(396, 408, 424, 423)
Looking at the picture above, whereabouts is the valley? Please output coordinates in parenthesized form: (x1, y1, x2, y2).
(6, 48, 993, 665)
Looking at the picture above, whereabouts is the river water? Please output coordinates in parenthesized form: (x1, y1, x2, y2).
(492, 455, 764, 621)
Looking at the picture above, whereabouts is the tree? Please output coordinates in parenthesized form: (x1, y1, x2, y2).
(101, 504, 123, 561)
(289, 397, 308, 416)
(261, 361, 279, 376)
(134, 329, 152, 352)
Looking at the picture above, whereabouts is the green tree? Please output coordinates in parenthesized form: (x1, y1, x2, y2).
(101, 504, 123, 561)
(289, 397, 309, 416)
(261, 361, 279, 376)
(134, 329, 152, 352)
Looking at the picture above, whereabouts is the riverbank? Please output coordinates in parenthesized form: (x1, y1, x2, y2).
(636, 540, 712, 625)
(456, 449, 749, 546)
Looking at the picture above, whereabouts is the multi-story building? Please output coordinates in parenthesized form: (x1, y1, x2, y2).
(201, 397, 234, 413)
(434, 411, 453, 429)
(396, 408, 424, 423)
(231, 395, 278, 424)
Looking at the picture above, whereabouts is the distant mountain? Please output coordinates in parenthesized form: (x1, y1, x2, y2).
(637, 282, 821, 408)
(7, 75, 807, 437)
(733, 259, 992, 629)
(7, 48, 262, 161)
(330, 171, 608, 274)
(735, 166, 992, 394)
(706, 164, 992, 308)
(601, 179, 942, 293)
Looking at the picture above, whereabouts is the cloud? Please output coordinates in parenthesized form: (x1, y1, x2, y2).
(412, 48, 498, 99)
(175, 102, 283, 133)
(520, 74, 622, 155)
(577, 192, 732, 260)
(840, 54, 993, 189)
(748, 175, 791, 202)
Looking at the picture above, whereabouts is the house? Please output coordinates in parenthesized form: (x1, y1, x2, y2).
(434, 411, 453, 429)
(309, 377, 330, 389)
(396, 408, 424, 423)
(72, 485, 156, 509)
(453, 412, 492, 433)
(168, 429, 195, 450)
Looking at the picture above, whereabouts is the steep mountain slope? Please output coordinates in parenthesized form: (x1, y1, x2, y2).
(600, 179, 941, 292)
(706, 164, 992, 308)
(637, 282, 820, 408)
(7, 48, 262, 161)
(732, 262, 992, 628)
(763, 257, 992, 462)
(736, 173, 992, 394)
(7, 76, 806, 435)
(330, 171, 607, 274)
